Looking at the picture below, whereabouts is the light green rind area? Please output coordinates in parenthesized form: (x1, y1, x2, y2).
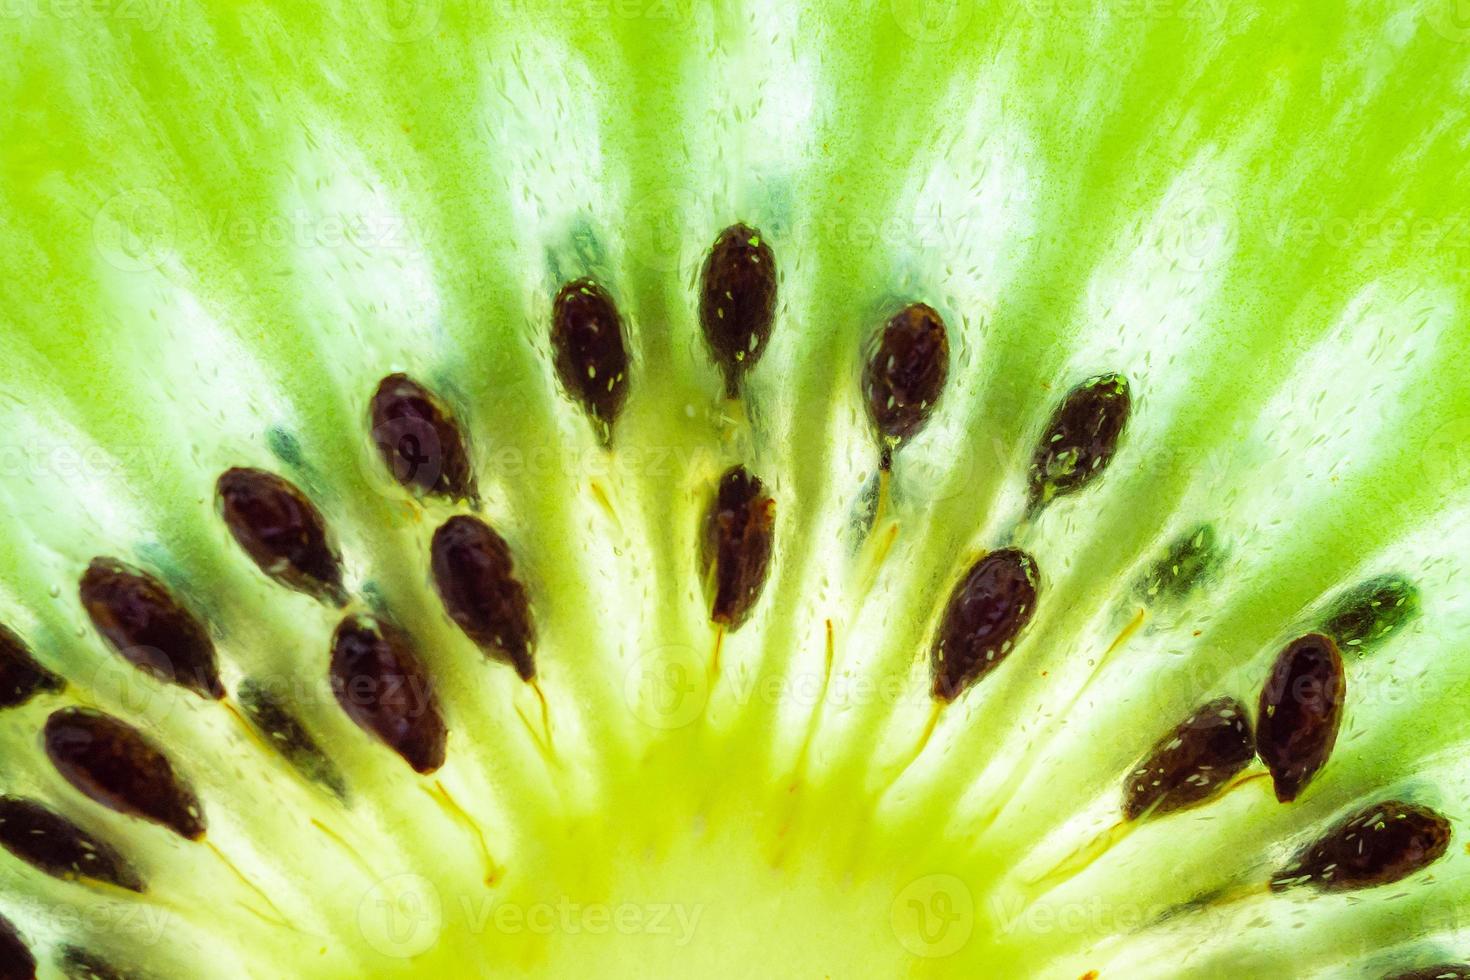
(0, 1, 1469, 977)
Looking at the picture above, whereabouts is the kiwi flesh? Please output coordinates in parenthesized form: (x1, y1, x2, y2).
(0, 4, 1467, 979)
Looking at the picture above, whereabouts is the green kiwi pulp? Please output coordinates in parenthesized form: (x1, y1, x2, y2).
(0, 4, 1468, 978)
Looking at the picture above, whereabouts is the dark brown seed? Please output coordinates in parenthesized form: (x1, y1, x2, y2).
(1027, 373, 1132, 510)
(863, 303, 950, 452)
(551, 279, 630, 435)
(43, 707, 204, 840)
(1123, 697, 1255, 821)
(216, 468, 346, 604)
(701, 466, 776, 631)
(79, 559, 222, 700)
(1256, 632, 1344, 803)
(1135, 523, 1223, 606)
(431, 516, 536, 681)
(238, 680, 348, 802)
(0, 797, 143, 891)
(330, 614, 446, 774)
(930, 548, 1040, 702)
(1384, 966, 1470, 980)
(0, 624, 63, 709)
(0, 914, 34, 980)
(369, 373, 476, 501)
(1320, 573, 1419, 655)
(1270, 800, 1452, 893)
(699, 224, 777, 397)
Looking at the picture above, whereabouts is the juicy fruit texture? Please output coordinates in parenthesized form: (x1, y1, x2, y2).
(1, 3, 1470, 979)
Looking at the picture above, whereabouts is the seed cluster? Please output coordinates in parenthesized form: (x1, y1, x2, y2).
(0, 219, 1448, 976)
(1115, 580, 1441, 905)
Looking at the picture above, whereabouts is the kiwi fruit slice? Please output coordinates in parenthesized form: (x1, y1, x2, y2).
(0, 4, 1467, 978)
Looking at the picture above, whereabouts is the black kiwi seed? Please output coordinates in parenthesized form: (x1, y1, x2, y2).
(43, 707, 205, 840)
(1135, 523, 1223, 606)
(702, 466, 776, 632)
(1256, 632, 1344, 803)
(0, 913, 34, 980)
(0, 797, 144, 892)
(430, 515, 536, 681)
(369, 373, 476, 501)
(216, 467, 347, 605)
(1123, 697, 1255, 821)
(699, 223, 777, 398)
(1270, 800, 1451, 893)
(1027, 373, 1132, 511)
(1384, 966, 1470, 980)
(79, 559, 223, 700)
(551, 278, 630, 436)
(237, 680, 348, 802)
(329, 614, 446, 775)
(0, 623, 64, 709)
(863, 303, 950, 460)
(1320, 573, 1419, 656)
(930, 548, 1041, 702)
